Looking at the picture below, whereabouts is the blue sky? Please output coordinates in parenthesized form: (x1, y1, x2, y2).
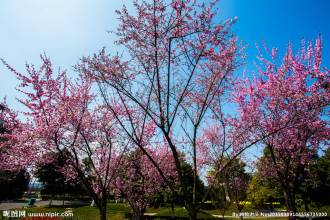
(219, 0, 330, 75)
(0, 0, 330, 111)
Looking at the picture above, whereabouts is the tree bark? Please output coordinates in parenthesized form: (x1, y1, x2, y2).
(187, 205, 198, 220)
(284, 191, 296, 220)
(99, 209, 107, 220)
(131, 213, 143, 220)
(171, 200, 175, 219)
(303, 196, 310, 212)
(98, 198, 107, 220)
(237, 205, 244, 220)
(62, 193, 65, 206)
(188, 211, 197, 220)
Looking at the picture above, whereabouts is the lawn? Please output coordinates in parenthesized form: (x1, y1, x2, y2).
(0, 204, 127, 220)
(146, 206, 217, 219)
(21, 203, 129, 220)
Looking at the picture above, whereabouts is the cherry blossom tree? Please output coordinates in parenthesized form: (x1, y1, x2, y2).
(233, 37, 330, 217)
(114, 146, 177, 220)
(0, 103, 30, 201)
(1, 56, 129, 220)
(0, 101, 28, 171)
(77, 1, 246, 218)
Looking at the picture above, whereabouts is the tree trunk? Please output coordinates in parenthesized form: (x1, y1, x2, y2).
(303, 196, 310, 212)
(188, 211, 197, 220)
(99, 209, 107, 220)
(187, 206, 198, 220)
(171, 200, 175, 219)
(284, 191, 296, 220)
(131, 210, 144, 220)
(237, 205, 244, 220)
(221, 209, 225, 218)
(98, 198, 107, 220)
(131, 213, 143, 220)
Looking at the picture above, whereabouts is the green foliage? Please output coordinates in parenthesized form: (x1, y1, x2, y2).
(247, 150, 284, 209)
(311, 148, 330, 205)
(247, 173, 283, 209)
(207, 185, 230, 215)
(0, 169, 30, 201)
(178, 159, 205, 205)
(150, 156, 205, 207)
(208, 157, 251, 213)
(297, 147, 330, 208)
(34, 150, 87, 200)
(250, 147, 330, 210)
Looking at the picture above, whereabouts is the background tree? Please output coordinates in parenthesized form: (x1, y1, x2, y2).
(168, 154, 205, 208)
(247, 175, 283, 210)
(1, 56, 128, 220)
(208, 157, 250, 219)
(247, 166, 284, 209)
(114, 147, 177, 220)
(208, 185, 230, 218)
(233, 38, 330, 218)
(0, 169, 30, 202)
(34, 150, 88, 205)
(149, 155, 205, 218)
(0, 103, 30, 201)
(310, 148, 330, 206)
(296, 147, 330, 210)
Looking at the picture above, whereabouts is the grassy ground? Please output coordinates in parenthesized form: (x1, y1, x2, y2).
(146, 206, 217, 218)
(0, 204, 128, 220)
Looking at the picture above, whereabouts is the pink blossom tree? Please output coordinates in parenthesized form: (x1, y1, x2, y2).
(114, 146, 177, 220)
(77, 1, 247, 218)
(233, 38, 330, 217)
(0, 101, 31, 171)
(1, 56, 129, 220)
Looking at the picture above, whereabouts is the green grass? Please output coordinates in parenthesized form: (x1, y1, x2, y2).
(7, 203, 130, 220)
(148, 207, 217, 219)
(203, 203, 258, 216)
